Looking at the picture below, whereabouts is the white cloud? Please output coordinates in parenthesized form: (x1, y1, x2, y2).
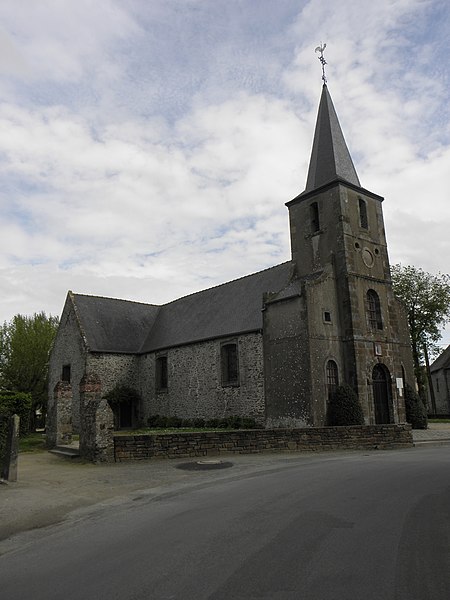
(0, 0, 449, 348)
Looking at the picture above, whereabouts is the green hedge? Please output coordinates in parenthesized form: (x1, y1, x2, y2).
(147, 414, 257, 430)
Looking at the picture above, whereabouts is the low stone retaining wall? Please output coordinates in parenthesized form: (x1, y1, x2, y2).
(114, 424, 413, 462)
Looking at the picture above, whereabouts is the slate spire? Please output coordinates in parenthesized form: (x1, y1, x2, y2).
(305, 84, 360, 192)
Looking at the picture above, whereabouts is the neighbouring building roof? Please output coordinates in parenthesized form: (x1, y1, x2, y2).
(430, 345, 450, 373)
(304, 84, 361, 193)
(71, 261, 294, 355)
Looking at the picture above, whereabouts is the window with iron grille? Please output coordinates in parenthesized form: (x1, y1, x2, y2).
(366, 289, 383, 330)
(326, 360, 339, 400)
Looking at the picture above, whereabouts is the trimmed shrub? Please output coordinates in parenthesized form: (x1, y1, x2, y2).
(328, 385, 365, 426)
(241, 417, 257, 429)
(103, 385, 140, 407)
(166, 415, 183, 428)
(145, 414, 258, 430)
(404, 384, 428, 429)
(147, 414, 160, 428)
(153, 415, 168, 428)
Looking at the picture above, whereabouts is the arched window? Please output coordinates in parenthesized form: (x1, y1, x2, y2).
(359, 198, 368, 229)
(310, 202, 320, 233)
(366, 289, 383, 330)
(326, 360, 339, 400)
(221, 342, 239, 386)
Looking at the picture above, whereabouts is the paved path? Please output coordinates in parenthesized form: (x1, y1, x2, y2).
(412, 422, 450, 443)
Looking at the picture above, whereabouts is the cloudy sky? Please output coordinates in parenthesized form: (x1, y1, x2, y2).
(1, 0, 449, 346)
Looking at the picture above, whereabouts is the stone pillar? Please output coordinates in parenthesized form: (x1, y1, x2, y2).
(79, 373, 114, 463)
(47, 381, 73, 448)
(1, 414, 20, 482)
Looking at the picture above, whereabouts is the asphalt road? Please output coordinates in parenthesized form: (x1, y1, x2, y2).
(1, 447, 449, 599)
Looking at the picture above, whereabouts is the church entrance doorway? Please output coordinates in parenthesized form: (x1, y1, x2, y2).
(372, 364, 392, 424)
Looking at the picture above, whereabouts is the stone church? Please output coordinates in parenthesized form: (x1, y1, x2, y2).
(48, 84, 414, 433)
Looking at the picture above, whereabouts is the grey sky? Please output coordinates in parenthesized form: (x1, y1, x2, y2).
(0, 0, 449, 346)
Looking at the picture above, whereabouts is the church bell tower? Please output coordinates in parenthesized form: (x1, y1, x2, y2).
(287, 82, 413, 425)
(264, 69, 414, 428)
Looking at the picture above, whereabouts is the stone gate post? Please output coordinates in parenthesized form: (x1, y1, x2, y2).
(47, 381, 73, 448)
(79, 373, 114, 463)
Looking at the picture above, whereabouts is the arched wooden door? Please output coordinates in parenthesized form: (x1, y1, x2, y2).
(372, 364, 392, 424)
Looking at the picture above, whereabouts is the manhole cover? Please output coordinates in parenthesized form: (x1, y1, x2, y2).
(176, 460, 233, 471)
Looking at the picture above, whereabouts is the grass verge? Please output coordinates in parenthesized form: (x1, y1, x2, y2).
(19, 433, 46, 453)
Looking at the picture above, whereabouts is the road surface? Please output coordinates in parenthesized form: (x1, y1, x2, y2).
(1, 447, 449, 599)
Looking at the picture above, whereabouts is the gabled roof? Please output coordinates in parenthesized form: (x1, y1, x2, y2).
(70, 262, 294, 355)
(141, 262, 293, 352)
(304, 84, 360, 193)
(70, 293, 160, 353)
(430, 345, 450, 373)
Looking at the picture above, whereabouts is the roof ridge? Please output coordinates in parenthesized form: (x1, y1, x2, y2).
(160, 261, 292, 308)
(72, 292, 160, 308)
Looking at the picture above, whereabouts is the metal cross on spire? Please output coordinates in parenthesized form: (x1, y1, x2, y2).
(315, 42, 327, 84)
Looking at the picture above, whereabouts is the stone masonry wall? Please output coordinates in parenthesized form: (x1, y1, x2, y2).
(48, 301, 87, 433)
(139, 333, 265, 425)
(114, 424, 413, 461)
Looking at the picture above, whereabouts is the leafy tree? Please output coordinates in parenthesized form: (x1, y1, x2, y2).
(391, 265, 450, 403)
(0, 391, 32, 458)
(328, 384, 365, 426)
(0, 312, 59, 431)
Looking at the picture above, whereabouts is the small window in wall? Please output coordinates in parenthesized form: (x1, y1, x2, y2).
(366, 289, 383, 330)
(221, 342, 239, 386)
(323, 311, 332, 323)
(62, 364, 71, 382)
(156, 356, 168, 390)
(359, 198, 368, 229)
(436, 378, 440, 393)
(310, 202, 320, 233)
(326, 360, 339, 400)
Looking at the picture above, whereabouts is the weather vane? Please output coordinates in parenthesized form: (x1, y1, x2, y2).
(315, 42, 327, 84)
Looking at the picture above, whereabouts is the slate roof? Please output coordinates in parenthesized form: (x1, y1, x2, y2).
(304, 84, 360, 193)
(71, 294, 159, 353)
(430, 345, 450, 373)
(71, 261, 294, 354)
